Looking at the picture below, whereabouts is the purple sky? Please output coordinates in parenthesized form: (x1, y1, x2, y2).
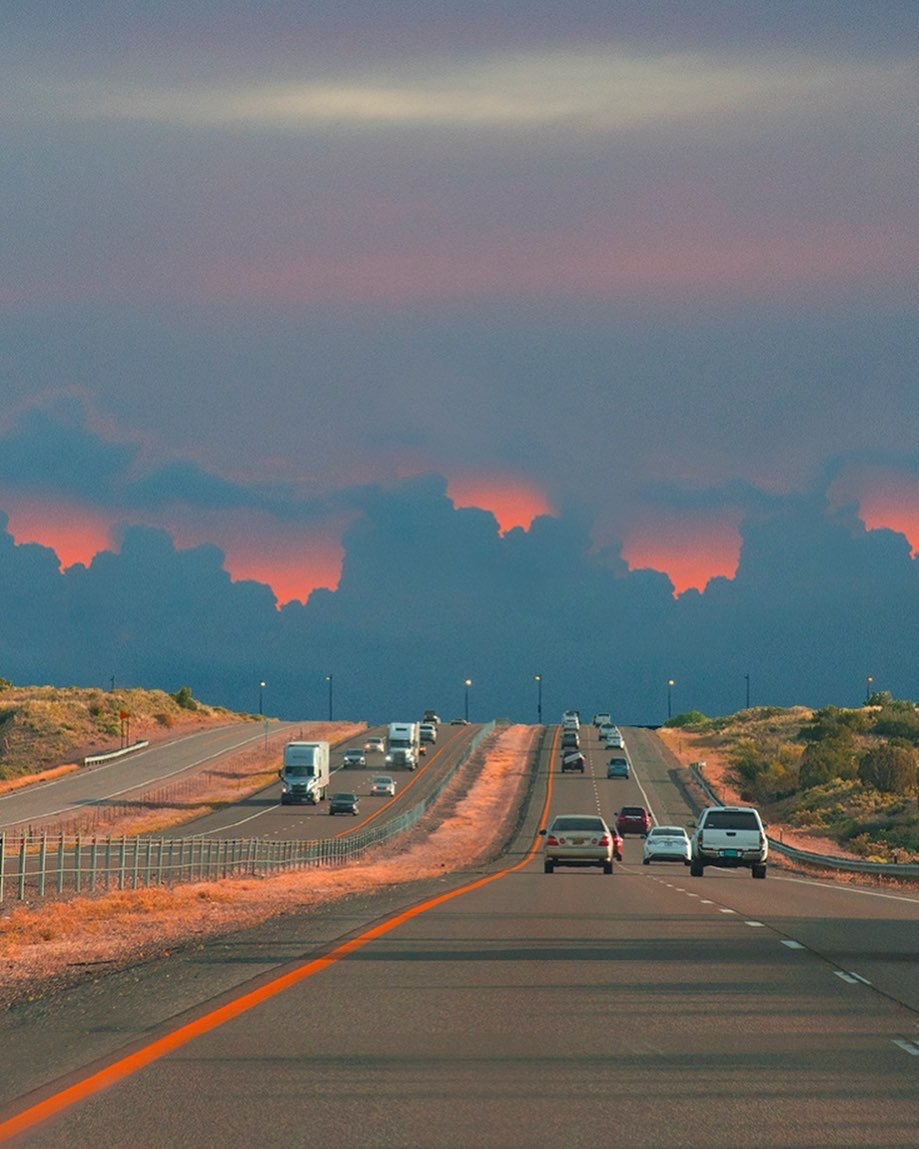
(0, 2, 916, 720)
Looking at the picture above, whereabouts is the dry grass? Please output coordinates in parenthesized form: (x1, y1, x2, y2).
(0, 725, 539, 1008)
(0, 685, 247, 783)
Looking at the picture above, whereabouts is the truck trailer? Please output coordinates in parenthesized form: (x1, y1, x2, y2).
(279, 741, 330, 804)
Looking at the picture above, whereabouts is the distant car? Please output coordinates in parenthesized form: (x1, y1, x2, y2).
(593, 713, 612, 727)
(605, 733, 625, 749)
(598, 723, 615, 740)
(370, 775, 396, 797)
(329, 792, 360, 816)
(450, 717, 469, 725)
(342, 748, 366, 767)
(422, 711, 441, 725)
(541, 814, 616, 874)
(364, 736, 385, 753)
(606, 756, 630, 779)
(561, 751, 586, 773)
(419, 723, 437, 743)
(616, 806, 652, 837)
(643, 825, 691, 865)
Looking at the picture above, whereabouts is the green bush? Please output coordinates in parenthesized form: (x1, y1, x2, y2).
(798, 731, 859, 789)
(858, 742, 918, 795)
(172, 686, 198, 711)
(665, 710, 709, 729)
(871, 706, 919, 744)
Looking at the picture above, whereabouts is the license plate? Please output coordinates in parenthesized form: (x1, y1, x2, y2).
(722, 848, 738, 857)
(572, 837, 586, 845)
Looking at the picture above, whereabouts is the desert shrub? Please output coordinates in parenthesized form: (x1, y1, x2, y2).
(154, 712, 175, 727)
(172, 686, 198, 711)
(798, 706, 868, 743)
(0, 678, 12, 691)
(665, 710, 709, 729)
(798, 730, 859, 789)
(871, 706, 919, 744)
(858, 742, 918, 795)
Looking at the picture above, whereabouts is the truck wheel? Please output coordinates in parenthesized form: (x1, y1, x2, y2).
(689, 859, 704, 877)
(642, 858, 650, 865)
(752, 863, 767, 879)
(544, 860, 554, 874)
(603, 861, 613, 874)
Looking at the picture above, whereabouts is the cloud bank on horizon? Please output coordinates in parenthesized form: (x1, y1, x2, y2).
(0, 2, 916, 717)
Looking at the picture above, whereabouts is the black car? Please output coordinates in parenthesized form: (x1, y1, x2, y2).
(329, 792, 360, 816)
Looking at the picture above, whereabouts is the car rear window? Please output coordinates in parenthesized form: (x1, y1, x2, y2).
(703, 810, 760, 830)
(552, 817, 604, 832)
(620, 807, 645, 816)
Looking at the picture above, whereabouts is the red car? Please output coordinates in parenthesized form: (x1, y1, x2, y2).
(616, 805, 652, 837)
(611, 826, 624, 860)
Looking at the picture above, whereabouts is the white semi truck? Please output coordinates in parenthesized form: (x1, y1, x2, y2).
(386, 721, 420, 770)
(278, 741, 330, 804)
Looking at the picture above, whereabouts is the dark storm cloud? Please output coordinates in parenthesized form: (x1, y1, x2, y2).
(0, 478, 914, 722)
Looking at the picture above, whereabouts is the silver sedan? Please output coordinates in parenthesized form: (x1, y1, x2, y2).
(642, 825, 691, 865)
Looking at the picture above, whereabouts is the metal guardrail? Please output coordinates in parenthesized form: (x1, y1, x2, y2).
(0, 722, 496, 903)
(83, 741, 150, 766)
(688, 762, 919, 880)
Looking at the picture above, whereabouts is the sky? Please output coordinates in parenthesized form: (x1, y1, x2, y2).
(1, 2, 917, 724)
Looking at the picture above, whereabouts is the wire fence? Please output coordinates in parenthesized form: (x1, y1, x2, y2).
(0, 722, 496, 904)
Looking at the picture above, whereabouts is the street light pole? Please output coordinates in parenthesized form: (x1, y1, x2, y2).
(745, 673, 750, 709)
(534, 674, 542, 725)
(865, 676, 873, 705)
(326, 674, 333, 721)
(667, 679, 674, 721)
(464, 678, 472, 723)
(259, 681, 265, 717)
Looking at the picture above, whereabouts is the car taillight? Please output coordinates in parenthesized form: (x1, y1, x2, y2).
(598, 835, 610, 846)
(546, 835, 560, 846)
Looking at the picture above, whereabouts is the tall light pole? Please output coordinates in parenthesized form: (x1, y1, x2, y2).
(865, 675, 873, 705)
(745, 673, 750, 709)
(259, 681, 265, 717)
(326, 674, 333, 721)
(667, 679, 674, 721)
(534, 674, 542, 725)
(464, 678, 472, 722)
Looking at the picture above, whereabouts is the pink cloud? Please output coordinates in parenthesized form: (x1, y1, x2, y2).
(619, 510, 743, 595)
(828, 464, 919, 556)
(446, 473, 555, 534)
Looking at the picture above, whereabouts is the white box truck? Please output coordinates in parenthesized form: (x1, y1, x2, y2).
(279, 741, 330, 805)
(386, 721, 420, 770)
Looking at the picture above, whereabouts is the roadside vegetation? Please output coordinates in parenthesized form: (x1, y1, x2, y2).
(0, 681, 246, 783)
(661, 694, 919, 862)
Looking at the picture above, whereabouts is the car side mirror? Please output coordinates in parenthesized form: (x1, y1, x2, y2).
(278, 769, 283, 778)
(538, 828, 546, 836)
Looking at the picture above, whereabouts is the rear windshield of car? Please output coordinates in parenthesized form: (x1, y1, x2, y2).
(552, 817, 604, 832)
(703, 810, 760, 830)
(650, 826, 685, 837)
(620, 807, 645, 816)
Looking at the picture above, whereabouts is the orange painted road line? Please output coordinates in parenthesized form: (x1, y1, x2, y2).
(0, 728, 559, 1143)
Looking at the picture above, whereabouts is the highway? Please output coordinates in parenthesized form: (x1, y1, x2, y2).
(0, 722, 300, 833)
(0, 723, 917, 1147)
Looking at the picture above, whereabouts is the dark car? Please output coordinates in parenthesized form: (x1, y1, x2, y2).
(616, 805, 652, 836)
(329, 792, 360, 816)
(561, 751, 586, 773)
(607, 756, 630, 779)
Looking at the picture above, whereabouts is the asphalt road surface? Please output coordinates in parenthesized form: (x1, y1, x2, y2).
(1, 724, 917, 1147)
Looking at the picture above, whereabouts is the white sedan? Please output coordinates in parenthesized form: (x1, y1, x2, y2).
(642, 825, 691, 865)
(370, 775, 396, 797)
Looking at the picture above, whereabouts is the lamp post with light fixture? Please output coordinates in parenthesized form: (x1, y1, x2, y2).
(464, 678, 472, 723)
(667, 679, 674, 721)
(534, 674, 542, 725)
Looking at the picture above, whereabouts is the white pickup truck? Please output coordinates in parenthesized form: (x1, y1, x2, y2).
(689, 805, 768, 878)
